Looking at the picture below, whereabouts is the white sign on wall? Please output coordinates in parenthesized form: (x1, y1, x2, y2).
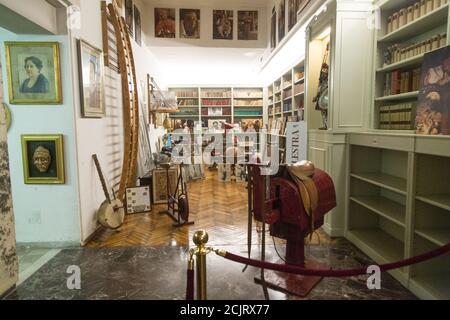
(285, 122, 307, 164)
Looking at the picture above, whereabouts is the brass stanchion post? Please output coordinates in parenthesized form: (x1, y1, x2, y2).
(193, 230, 209, 300)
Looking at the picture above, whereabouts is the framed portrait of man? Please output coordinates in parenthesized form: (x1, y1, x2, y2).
(5, 42, 62, 104)
(77, 39, 105, 118)
(21, 134, 65, 184)
(180, 9, 200, 39)
(238, 11, 258, 40)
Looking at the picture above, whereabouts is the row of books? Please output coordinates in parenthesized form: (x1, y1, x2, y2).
(283, 101, 292, 112)
(386, 0, 447, 35)
(234, 92, 263, 98)
(294, 83, 305, 95)
(175, 91, 198, 98)
(235, 100, 263, 106)
(202, 91, 232, 98)
(267, 115, 301, 134)
(383, 33, 447, 67)
(294, 70, 305, 82)
(284, 88, 292, 99)
(178, 99, 198, 106)
(379, 102, 417, 130)
(201, 99, 231, 106)
(235, 110, 262, 116)
(382, 68, 421, 96)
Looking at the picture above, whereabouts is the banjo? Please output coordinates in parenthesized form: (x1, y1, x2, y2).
(93, 154, 125, 229)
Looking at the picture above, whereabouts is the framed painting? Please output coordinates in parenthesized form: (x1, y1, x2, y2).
(21, 134, 65, 184)
(125, 0, 133, 36)
(77, 39, 105, 118)
(134, 5, 142, 46)
(155, 8, 176, 38)
(238, 11, 258, 40)
(278, 0, 286, 42)
(415, 45, 450, 135)
(152, 167, 177, 204)
(213, 10, 233, 40)
(5, 42, 62, 104)
(180, 9, 200, 39)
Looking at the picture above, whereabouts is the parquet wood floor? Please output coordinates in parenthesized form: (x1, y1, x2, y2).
(86, 169, 326, 248)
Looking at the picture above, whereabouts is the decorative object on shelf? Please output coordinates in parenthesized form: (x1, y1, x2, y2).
(5, 42, 62, 104)
(126, 186, 151, 214)
(415, 45, 450, 135)
(93, 154, 125, 229)
(152, 166, 178, 204)
(125, 0, 133, 36)
(134, 5, 141, 46)
(213, 10, 233, 40)
(77, 39, 105, 118)
(155, 8, 176, 38)
(313, 42, 330, 130)
(278, 0, 286, 42)
(180, 9, 200, 39)
(21, 134, 65, 184)
(238, 11, 258, 40)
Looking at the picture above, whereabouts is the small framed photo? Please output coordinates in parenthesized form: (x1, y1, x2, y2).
(152, 167, 178, 204)
(21, 134, 65, 184)
(5, 41, 62, 104)
(77, 39, 105, 118)
(126, 186, 151, 214)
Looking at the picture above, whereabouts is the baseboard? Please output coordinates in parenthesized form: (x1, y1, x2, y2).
(16, 241, 80, 249)
(80, 225, 103, 246)
(323, 223, 345, 237)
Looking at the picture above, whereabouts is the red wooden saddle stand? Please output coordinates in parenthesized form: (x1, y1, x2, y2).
(250, 165, 336, 297)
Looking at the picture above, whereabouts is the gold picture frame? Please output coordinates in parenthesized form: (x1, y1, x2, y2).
(152, 167, 177, 204)
(77, 39, 105, 118)
(5, 42, 62, 104)
(21, 134, 65, 184)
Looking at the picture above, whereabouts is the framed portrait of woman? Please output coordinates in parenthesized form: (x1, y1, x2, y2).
(5, 42, 62, 104)
(77, 39, 105, 118)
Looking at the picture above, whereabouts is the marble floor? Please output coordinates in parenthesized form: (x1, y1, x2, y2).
(6, 236, 417, 300)
(16, 246, 60, 286)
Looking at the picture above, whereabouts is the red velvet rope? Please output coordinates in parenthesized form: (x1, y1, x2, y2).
(220, 242, 450, 277)
(186, 269, 194, 300)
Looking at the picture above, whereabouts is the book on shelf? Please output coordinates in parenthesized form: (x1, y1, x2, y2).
(173, 90, 198, 98)
(202, 99, 231, 106)
(379, 102, 417, 130)
(294, 82, 304, 95)
(294, 70, 304, 82)
(178, 99, 198, 106)
(234, 91, 263, 99)
(234, 99, 263, 107)
(202, 91, 232, 98)
(383, 67, 421, 96)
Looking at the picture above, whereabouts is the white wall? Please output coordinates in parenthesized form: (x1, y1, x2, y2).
(0, 0, 58, 34)
(0, 31, 81, 244)
(72, 0, 166, 243)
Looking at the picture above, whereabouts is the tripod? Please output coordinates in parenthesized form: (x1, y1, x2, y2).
(159, 162, 194, 227)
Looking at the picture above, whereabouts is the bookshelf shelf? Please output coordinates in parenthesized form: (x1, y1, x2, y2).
(375, 91, 419, 102)
(350, 196, 405, 227)
(415, 228, 450, 247)
(416, 195, 450, 211)
(351, 173, 407, 195)
(347, 229, 404, 264)
(294, 77, 305, 84)
(378, 4, 449, 43)
(377, 54, 425, 73)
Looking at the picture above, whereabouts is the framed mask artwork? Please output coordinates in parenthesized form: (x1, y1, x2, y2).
(4, 42, 62, 104)
(77, 39, 105, 118)
(21, 134, 65, 184)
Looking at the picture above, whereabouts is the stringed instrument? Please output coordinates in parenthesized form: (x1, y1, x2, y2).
(93, 154, 125, 229)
